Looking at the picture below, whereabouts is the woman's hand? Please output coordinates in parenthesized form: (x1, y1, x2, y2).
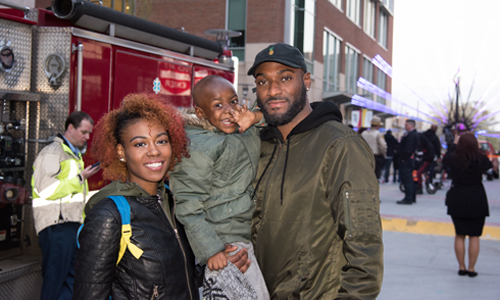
(207, 251, 228, 270)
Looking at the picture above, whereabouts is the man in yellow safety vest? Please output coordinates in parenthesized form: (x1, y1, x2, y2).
(31, 111, 100, 300)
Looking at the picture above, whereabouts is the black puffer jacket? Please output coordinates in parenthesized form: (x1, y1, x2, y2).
(74, 181, 199, 300)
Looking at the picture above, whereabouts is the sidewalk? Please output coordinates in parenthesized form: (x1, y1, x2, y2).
(378, 179, 500, 299)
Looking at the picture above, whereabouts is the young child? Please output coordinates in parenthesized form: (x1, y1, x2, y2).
(170, 75, 269, 299)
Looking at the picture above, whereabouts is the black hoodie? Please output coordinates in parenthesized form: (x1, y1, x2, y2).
(260, 101, 343, 142)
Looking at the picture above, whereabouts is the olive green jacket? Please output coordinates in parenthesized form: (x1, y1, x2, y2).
(170, 110, 260, 265)
(252, 101, 383, 300)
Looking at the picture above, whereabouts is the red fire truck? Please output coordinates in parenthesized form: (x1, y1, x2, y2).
(0, 0, 235, 297)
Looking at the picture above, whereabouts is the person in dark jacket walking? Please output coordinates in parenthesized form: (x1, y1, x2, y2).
(383, 130, 398, 183)
(414, 133, 435, 194)
(443, 133, 492, 278)
(247, 43, 383, 299)
(397, 119, 419, 204)
(423, 124, 442, 180)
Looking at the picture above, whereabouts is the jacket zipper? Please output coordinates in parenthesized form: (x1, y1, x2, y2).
(151, 285, 159, 299)
(155, 195, 194, 300)
(345, 191, 353, 238)
(277, 143, 284, 156)
(255, 141, 283, 258)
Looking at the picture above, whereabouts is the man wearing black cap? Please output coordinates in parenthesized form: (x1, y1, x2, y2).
(248, 43, 383, 299)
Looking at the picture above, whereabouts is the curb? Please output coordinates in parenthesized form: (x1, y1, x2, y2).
(381, 216, 500, 241)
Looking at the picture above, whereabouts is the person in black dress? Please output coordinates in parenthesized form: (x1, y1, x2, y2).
(443, 132, 492, 277)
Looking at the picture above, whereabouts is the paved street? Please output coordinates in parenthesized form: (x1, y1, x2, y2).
(378, 178, 500, 299)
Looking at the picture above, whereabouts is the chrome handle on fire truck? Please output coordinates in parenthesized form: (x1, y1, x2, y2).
(72, 43, 84, 111)
(0, 1, 30, 17)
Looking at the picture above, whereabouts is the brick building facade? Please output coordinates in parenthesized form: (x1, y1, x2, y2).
(35, 0, 394, 126)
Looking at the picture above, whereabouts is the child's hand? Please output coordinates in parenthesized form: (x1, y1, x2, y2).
(230, 105, 261, 133)
(207, 251, 228, 270)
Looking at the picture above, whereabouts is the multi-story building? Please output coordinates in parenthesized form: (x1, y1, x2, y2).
(35, 0, 394, 127)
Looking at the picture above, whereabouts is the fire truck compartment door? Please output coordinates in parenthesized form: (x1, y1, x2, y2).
(113, 50, 193, 109)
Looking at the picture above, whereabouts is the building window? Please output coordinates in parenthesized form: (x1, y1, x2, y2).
(101, 0, 135, 15)
(378, 8, 388, 48)
(363, 0, 375, 38)
(227, 0, 246, 61)
(345, 45, 359, 94)
(294, 0, 315, 73)
(376, 68, 386, 104)
(346, 0, 361, 26)
(363, 57, 373, 98)
(328, 0, 343, 9)
(363, 57, 373, 83)
(380, 0, 394, 14)
(323, 31, 341, 92)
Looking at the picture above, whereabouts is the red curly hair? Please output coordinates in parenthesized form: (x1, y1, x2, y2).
(91, 93, 189, 182)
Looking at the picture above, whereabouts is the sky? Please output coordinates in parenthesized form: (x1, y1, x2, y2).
(392, 0, 500, 131)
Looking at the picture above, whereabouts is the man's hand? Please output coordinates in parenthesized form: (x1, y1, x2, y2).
(225, 244, 251, 273)
(81, 164, 100, 180)
(207, 251, 228, 270)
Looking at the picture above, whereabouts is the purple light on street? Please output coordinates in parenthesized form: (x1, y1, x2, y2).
(351, 99, 395, 114)
(351, 95, 431, 124)
(472, 93, 500, 121)
(471, 109, 500, 129)
(372, 54, 393, 77)
(371, 55, 447, 123)
(357, 77, 441, 124)
(477, 133, 500, 139)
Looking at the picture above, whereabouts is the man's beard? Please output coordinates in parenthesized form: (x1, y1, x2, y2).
(256, 83, 307, 126)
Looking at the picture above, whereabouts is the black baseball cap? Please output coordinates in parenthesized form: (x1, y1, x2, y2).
(247, 43, 307, 77)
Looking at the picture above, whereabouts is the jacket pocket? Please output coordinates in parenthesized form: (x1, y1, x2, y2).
(343, 189, 380, 238)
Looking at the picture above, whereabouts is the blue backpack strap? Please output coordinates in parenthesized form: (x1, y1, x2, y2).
(108, 196, 131, 225)
(76, 223, 84, 248)
(76, 196, 128, 250)
(108, 196, 143, 265)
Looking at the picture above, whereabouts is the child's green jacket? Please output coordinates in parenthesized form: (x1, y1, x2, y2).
(170, 109, 261, 265)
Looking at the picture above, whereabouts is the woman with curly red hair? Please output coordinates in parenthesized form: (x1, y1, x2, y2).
(72, 93, 198, 299)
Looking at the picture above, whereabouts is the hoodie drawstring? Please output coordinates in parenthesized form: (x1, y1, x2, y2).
(280, 138, 291, 205)
(253, 137, 291, 206)
(252, 143, 278, 200)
